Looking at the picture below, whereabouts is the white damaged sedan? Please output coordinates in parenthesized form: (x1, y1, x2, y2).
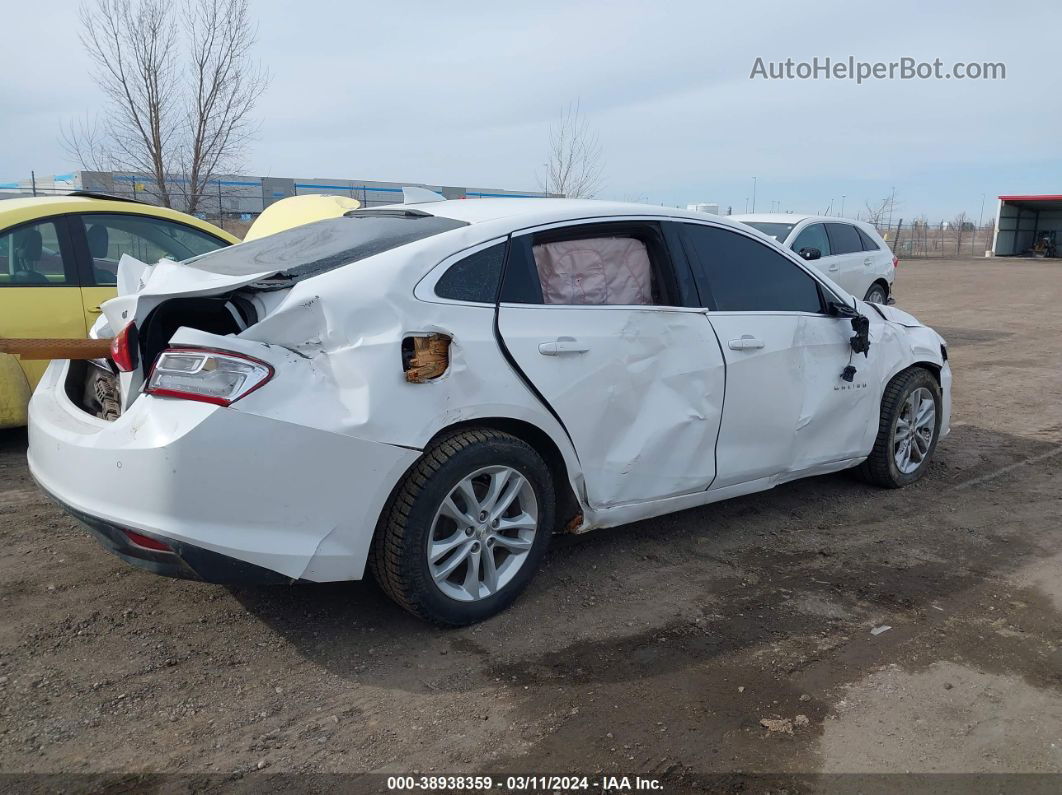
(28, 196, 951, 625)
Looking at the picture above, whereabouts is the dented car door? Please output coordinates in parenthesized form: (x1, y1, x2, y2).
(679, 221, 873, 488)
(497, 220, 724, 509)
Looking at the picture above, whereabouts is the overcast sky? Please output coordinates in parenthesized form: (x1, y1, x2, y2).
(4, 0, 1060, 221)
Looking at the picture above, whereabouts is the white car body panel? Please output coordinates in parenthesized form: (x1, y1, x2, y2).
(28, 199, 950, 584)
(730, 214, 895, 302)
(499, 302, 725, 508)
(706, 311, 877, 488)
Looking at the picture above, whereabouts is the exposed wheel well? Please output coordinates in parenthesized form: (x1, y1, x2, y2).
(426, 418, 582, 533)
(911, 361, 941, 385)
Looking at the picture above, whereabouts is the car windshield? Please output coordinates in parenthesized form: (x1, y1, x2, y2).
(741, 222, 795, 243)
(184, 209, 467, 287)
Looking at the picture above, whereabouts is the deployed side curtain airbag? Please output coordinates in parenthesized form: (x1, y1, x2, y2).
(532, 237, 652, 305)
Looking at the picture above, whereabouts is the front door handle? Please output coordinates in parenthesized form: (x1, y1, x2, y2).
(827, 263, 840, 272)
(88, 305, 103, 315)
(539, 336, 590, 356)
(728, 335, 765, 351)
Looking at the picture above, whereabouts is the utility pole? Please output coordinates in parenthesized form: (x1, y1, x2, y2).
(751, 177, 757, 213)
(841, 195, 846, 217)
(744, 197, 749, 213)
(31, 170, 37, 196)
(887, 186, 896, 229)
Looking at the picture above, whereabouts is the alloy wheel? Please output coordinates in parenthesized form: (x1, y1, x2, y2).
(893, 386, 936, 474)
(427, 466, 539, 602)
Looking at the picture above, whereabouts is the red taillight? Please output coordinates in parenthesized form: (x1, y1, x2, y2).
(110, 323, 138, 372)
(144, 348, 274, 406)
(892, 255, 899, 268)
(123, 529, 172, 552)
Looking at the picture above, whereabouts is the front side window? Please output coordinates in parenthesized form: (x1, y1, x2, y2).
(791, 223, 831, 257)
(681, 224, 823, 313)
(434, 242, 506, 303)
(80, 213, 229, 285)
(0, 219, 72, 286)
(825, 223, 863, 255)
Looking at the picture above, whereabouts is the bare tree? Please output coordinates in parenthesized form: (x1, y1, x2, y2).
(863, 191, 900, 233)
(952, 211, 970, 254)
(542, 102, 604, 199)
(179, 0, 266, 213)
(65, 0, 266, 212)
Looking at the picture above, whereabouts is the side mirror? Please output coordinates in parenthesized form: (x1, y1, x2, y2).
(798, 247, 821, 261)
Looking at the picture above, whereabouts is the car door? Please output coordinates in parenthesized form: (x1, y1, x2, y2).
(70, 212, 233, 330)
(824, 222, 869, 297)
(0, 216, 87, 393)
(679, 221, 874, 489)
(496, 220, 725, 509)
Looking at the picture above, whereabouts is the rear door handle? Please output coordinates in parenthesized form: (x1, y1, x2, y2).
(539, 336, 590, 356)
(728, 335, 765, 351)
(864, 257, 873, 266)
(88, 305, 103, 315)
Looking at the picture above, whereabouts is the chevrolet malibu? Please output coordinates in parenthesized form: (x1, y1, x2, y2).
(28, 196, 951, 625)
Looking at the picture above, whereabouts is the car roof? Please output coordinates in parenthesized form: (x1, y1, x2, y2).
(399, 197, 756, 231)
(0, 195, 239, 243)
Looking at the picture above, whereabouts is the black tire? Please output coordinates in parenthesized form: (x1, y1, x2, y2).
(369, 428, 554, 626)
(859, 367, 942, 488)
(863, 282, 888, 304)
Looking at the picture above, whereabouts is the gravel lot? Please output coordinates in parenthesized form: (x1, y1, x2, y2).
(1, 256, 1060, 790)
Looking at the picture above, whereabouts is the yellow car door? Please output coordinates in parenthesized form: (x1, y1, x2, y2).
(0, 216, 87, 426)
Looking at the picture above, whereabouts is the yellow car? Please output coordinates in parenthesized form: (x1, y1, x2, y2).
(0, 194, 238, 428)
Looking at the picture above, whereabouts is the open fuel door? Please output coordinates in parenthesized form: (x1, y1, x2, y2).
(496, 220, 724, 509)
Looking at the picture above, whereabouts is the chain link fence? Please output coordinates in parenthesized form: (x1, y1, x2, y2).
(869, 219, 996, 258)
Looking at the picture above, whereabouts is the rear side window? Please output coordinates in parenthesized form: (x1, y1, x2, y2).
(856, 227, 881, 251)
(78, 213, 228, 285)
(500, 221, 682, 307)
(434, 242, 506, 303)
(0, 219, 74, 286)
(680, 224, 823, 313)
(791, 223, 831, 257)
(825, 223, 863, 255)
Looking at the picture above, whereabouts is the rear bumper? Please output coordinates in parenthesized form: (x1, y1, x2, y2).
(40, 486, 292, 584)
(28, 359, 421, 583)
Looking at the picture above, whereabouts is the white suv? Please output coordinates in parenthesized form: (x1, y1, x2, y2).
(731, 214, 896, 304)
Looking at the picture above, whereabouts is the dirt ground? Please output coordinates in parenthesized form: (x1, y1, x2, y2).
(1, 256, 1060, 792)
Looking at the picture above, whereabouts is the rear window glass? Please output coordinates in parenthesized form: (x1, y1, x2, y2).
(185, 210, 467, 287)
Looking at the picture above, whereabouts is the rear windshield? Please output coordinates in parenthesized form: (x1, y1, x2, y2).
(740, 221, 795, 243)
(184, 210, 467, 287)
